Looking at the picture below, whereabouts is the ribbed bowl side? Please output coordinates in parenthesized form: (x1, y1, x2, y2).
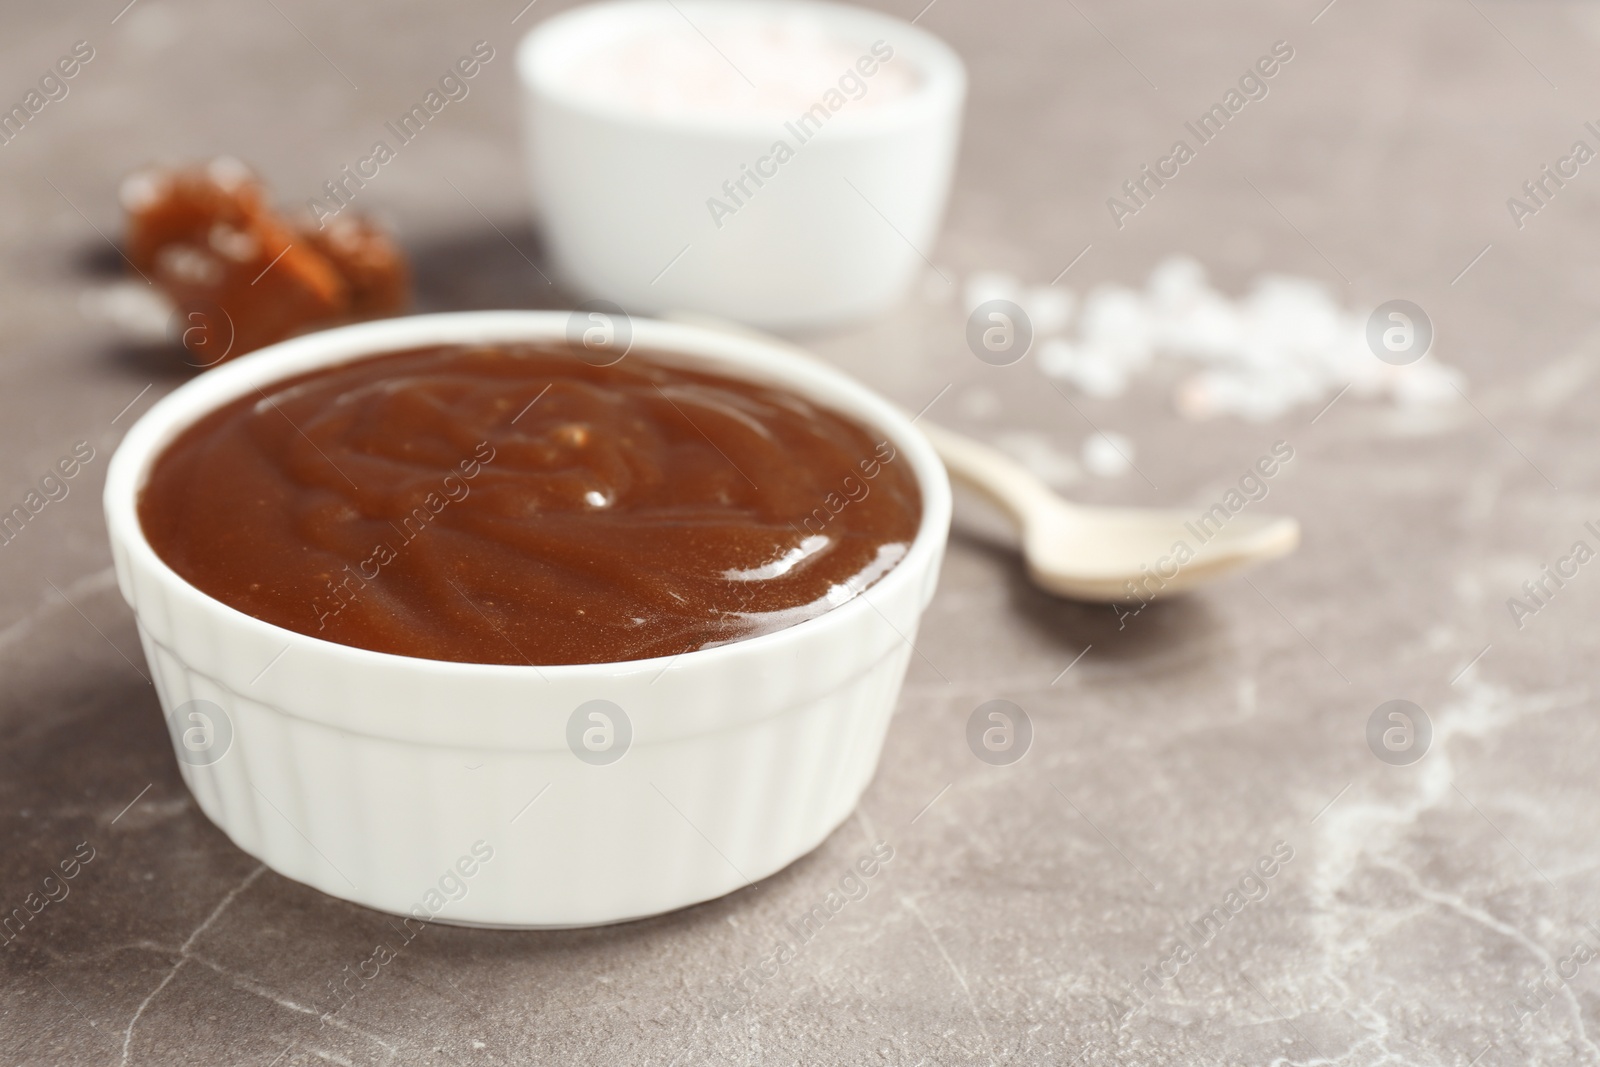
(139, 630, 917, 927)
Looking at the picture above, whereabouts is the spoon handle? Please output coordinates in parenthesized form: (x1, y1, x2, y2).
(913, 420, 1064, 530)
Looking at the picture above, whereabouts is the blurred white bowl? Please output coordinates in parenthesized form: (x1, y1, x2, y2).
(517, 0, 966, 331)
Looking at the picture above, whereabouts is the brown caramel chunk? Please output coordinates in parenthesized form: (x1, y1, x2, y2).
(298, 214, 409, 317)
(121, 158, 409, 364)
(120, 157, 271, 274)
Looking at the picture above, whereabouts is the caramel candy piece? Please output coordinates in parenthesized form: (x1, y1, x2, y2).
(120, 157, 270, 274)
(298, 214, 408, 317)
(121, 158, 409, 365)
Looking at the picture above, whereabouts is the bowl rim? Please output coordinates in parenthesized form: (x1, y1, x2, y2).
(515, 0, 967, 139)
(104, 310, 952, 682)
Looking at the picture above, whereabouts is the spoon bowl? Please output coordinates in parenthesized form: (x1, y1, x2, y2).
(1020, 499, 1299, 601)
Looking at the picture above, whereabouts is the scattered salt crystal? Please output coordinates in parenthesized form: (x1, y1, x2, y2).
(1079, 286, 1153, 365)
(1036, 337, 1075, 378)
(1022, 285, 1074, 335)
(964, 270, 1021, 313)
(993, 431, 1081, 487)
(1081, 431, 1135, 478)
(205, 156, 256, 190)
(1035, 339, 1129, 398)
(1147, 255, 1207, 307)
(1393, 360, 1465, 407)
(984, 255, 1465, 421)
(1152, 293, 1243, 361)
(1073, 346, 1133, 399)
(1174, 375, 1221, 421)
(117, 169, 166, 212)
(78, 281, 173, 341)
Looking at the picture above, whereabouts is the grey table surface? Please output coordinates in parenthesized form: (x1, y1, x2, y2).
(4, 0, 1600, 1064)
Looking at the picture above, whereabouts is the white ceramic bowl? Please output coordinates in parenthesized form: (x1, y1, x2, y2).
(104, 312, 950, 927)
(517, 0, 966, 331)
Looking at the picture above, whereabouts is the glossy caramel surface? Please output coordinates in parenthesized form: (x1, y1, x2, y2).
(139, 343, 921, 665)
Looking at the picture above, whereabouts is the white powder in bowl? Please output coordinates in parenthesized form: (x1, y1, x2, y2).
(557, 10, 918, 121)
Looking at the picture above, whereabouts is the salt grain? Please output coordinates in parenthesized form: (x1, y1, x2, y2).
(993, 431, 1081, 487)
(964, 270, 1021, 313)
(1081, 432, 1135, 478)
(1005, 255, 1465, 421)
(1021, 285, 1074, 335)
(1036, 340, 1131, 399)
(78, 280, 173, 341)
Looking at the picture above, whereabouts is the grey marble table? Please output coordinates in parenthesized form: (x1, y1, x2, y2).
(4, 0, 1600, 1063)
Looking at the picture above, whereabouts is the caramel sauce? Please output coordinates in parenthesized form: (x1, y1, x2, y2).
(139, 343, 921, 665)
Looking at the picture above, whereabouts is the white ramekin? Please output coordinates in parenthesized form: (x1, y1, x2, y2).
(516, 0, 966, 331)
(104, 312, 950, 927)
